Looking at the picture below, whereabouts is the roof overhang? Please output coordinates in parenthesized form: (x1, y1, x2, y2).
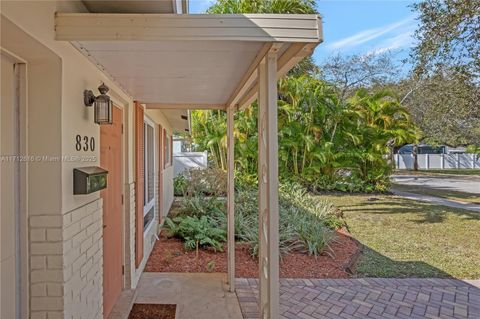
(81, 0, 188, 14)
(146, 108, 190, 133)
(55, 13, 322, 110)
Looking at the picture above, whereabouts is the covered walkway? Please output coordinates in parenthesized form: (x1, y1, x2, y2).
(55, 10, 323, 318)
(108, 273, 242, 319)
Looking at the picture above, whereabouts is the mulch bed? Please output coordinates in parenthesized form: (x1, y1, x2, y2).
(128, 304, 176, 319)
(145, 228, 360, 278)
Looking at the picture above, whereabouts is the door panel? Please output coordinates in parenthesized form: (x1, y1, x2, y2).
(1, 54, 19, 319)
(100, 106, 123, 318)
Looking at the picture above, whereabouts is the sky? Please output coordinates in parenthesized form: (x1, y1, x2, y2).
(188, 0, 419, 66)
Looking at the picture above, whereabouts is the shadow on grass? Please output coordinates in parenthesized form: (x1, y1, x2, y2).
(336, 196, 480, 223)
(355, 245, 454, 278)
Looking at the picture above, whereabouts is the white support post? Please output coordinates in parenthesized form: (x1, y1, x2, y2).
(257, 51, 279, 319)
(227, 106, 235, 292)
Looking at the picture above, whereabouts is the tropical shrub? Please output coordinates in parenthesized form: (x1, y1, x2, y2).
(173, 174, 188, 196)
(178, 196, 226, 225)
(169, 170, 344, 257)
(190, 81, 416, 192)
(233, 183, 343, 257)
(183, 168, 227, 197)
(192, 0, 418, 195)
(164, 216, 226, 256)
(466, 145, 480, 154)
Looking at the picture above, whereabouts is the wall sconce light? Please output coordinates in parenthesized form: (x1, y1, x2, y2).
(84, 83, 113, 125)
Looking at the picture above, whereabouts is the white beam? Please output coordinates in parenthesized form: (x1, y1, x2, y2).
(257, 51, 279, 319)
(276, 43, 316, 77)
(226, 106, 235, 292)
(55, 13, 322, 43)
(146, 103, 225, 110)
(226, 43, 272, 108)
(237, 43, 318, 110)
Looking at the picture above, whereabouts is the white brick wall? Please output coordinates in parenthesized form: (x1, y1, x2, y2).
(28, 165, 172, 318)
(29, 199, 104, 319)
(29, 213, 64, 319)
(63, 199, 103, 319)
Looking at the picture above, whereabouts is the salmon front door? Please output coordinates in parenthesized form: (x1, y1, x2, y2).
(100, 106, 123, 318)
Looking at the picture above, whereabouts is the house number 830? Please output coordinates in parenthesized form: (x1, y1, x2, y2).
(75, 135, 95, 152)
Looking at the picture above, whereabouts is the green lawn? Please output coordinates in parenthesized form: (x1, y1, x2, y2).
(317, 194, 480, 279)
(396, 169, 480, 176)
(391, 183, 480, 204)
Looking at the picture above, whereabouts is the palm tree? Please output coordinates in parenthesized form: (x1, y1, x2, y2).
(207, 0, 317, 14)
(187, 0, 419, 192)
(207, 0, 319, 76)
(347, 89, 416, 184)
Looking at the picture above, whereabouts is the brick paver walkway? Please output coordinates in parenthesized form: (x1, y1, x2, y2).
(236, 278, 480, 319)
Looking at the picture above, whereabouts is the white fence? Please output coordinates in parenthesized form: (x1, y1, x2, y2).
(173, 151, 208, 176)
(396, 153, 480, 170)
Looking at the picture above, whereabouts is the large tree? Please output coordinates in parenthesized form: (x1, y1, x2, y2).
(411, 0, 480, 78)
(405, 0, 480, 146)
(396, 68, 480, 146)
(319, 52, 399, 101)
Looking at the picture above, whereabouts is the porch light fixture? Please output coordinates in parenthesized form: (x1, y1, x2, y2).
(84, 83, 113, 125)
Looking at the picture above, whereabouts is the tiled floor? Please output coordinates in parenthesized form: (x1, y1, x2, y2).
(107, 273, 243, 319)
(236, 278, 480, 319)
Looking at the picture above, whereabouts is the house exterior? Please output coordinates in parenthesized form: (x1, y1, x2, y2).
(0, 1, 322, 318)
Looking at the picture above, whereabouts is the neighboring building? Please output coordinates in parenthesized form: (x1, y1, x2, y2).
(395, 144, 478, 170)
(1, 2, 322, 318)
(397, 143, 467, 154)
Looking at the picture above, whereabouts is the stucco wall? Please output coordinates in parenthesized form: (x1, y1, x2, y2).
(1, 1, 176, 318)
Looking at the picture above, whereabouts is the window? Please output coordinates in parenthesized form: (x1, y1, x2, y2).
(143, 119, 155, 231)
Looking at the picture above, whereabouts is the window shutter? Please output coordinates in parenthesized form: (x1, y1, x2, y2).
(134, 101, 144, 267)
(158, 124, 164, 219)
(163, 129, 167, 169)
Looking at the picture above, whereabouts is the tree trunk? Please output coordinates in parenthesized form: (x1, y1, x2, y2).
(413, 144, 419, 171)
(390, 146, 396, 170)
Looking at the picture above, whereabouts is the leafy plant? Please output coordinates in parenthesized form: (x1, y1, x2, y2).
(178, 196, 226, 226)
(184, 168, 227, 197)
(190, 80, 415, 193)
(165, 216, 226, 257)
(206, 260, 216, 272)
(233, 184, 343, 257)
(174, 174, 188, 196)
(290, 209, 335, 256)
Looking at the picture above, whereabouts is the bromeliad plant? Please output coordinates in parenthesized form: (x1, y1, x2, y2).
(164, 215, 226, 257)
(233, 183, 344, 257)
